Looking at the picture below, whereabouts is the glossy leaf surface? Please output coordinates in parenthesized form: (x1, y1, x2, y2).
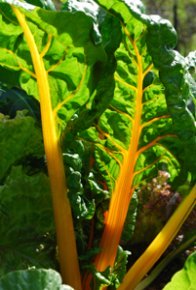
(0, 2, 113, 133)
(163, 252, 196, 290)
(0, 1, 195, 288)
(0, 268, 73, 290)
(81, 0, 196, 277)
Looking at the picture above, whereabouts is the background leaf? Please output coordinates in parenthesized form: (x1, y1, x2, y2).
(0, 87, 40, 119)
(163, 252, 196, 290)
(0, 268, 73, 290)
(0, 111, 43, 180)
(0, 166, 55, 275)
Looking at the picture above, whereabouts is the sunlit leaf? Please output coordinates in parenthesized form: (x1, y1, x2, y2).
(163, 252, 196, 290)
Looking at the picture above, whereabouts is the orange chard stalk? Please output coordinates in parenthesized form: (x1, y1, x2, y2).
(118, 185, 196, 290)
(93, 30, 146, 273)
(12, 6, 82, 290)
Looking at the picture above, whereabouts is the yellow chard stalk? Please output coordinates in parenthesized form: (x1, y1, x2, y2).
(118, 185, 196, 290)
(12, 6, 81, 290)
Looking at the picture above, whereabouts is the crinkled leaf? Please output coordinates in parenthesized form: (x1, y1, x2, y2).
(163, 252, 196, 290)
(62, 140, 96, 220)
(25, 0, 56, 10)
(63, 0, 100, 21)
(0, 0, 195, 285)
(2, 0, 56, 10)
(63, 0, 103, 44)
(0, 0, 120, 226)
(93, 247, 130, 289)
(0, 111, 43, 180)
(80, 0, 196, 276)
(0, 3, 117, 133)
(91, 0, 195, 195)
(0, 166, 55, 275)
(59, 2, 121, 133)
(145, 17, 196, 182)
(0, 1, 118, 227)
(121, 191, 138, 244)
(0, 0, 35, 10)
(112, 246, 131, 286)
(0, 268, 73, 290)
(185, 51, 196, 71)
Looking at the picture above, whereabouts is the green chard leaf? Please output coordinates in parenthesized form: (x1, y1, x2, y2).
(0, 1, 195, 288)
(111, 246, 131, 287)
(80, 0, 196, 281)
(163, 252, 196, 290)
(0, 0, 35, 10)
(0, 3, 120, 286)
(0, 166, 55, 275)
(0, 2, 117, 133)
(0, 268, 74, 290)
(145, 16, 196, 183)
(92, 0, 195, 198)
(91, 246, 130, 289)
(25, 0, 56, 10)
(0, 111, 43, 180)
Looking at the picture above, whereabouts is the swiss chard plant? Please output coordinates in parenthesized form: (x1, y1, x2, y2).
(0, 0, 195, 289)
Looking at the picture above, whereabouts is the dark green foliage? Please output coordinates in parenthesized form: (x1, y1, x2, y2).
(0, 87, 40, 119)
(0, 0, 195, 288)
(0, 268, 72, 290)
(0, 165, 56, 275)
(0, 111, 43, 181)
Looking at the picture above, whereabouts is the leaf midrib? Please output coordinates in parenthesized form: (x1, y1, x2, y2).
(94, 30, 145, 272)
